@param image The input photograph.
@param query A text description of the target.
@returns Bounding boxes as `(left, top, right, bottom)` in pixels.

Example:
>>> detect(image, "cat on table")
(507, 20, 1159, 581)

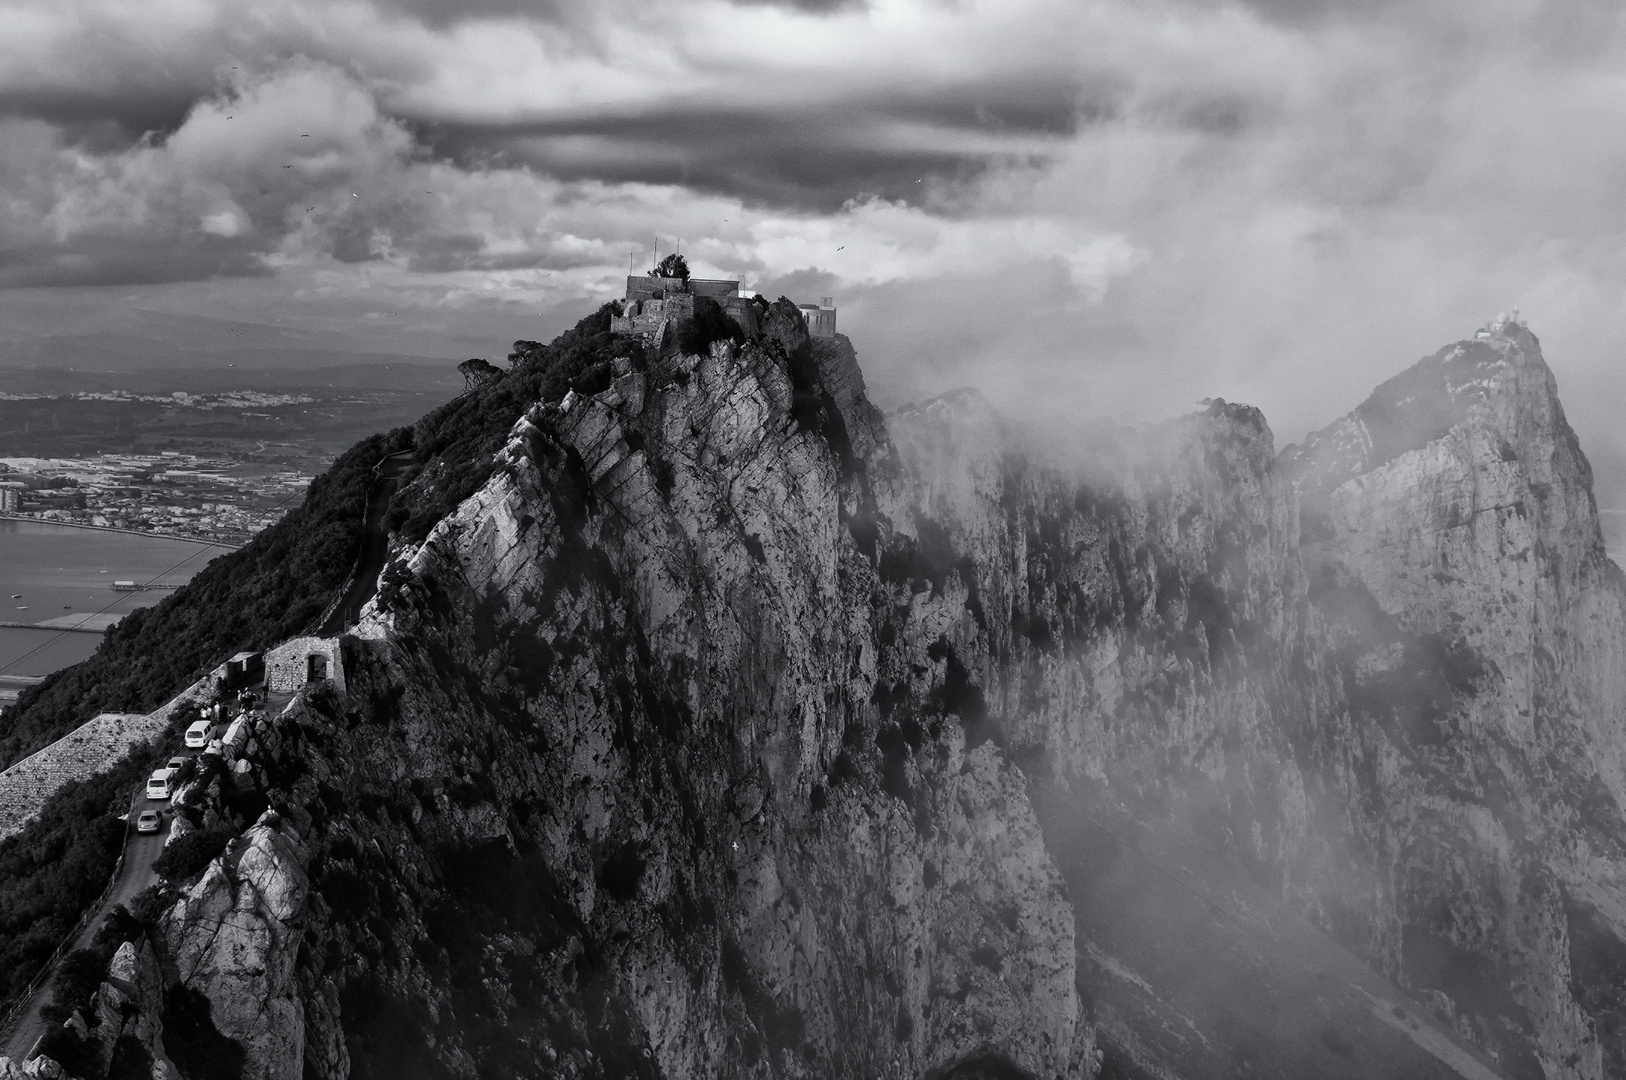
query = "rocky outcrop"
(139, 307, 1626, 1080)
(88, 938, 172, 1077)
(164, 812, 310, 1080)
(1280, 320, 1626, 1079)
(265, 309, 1098, 1079)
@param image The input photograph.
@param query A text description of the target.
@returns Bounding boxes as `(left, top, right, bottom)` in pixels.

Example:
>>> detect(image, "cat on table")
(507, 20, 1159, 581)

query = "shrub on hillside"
(0, 746, 162, 1015)
(383, 304, 643, 545)
(35, 1026, 99, 1077)
(675, 295, 745, 356)
(121, 885, 176, 933)
(108, 1035, 154, 1080)
(50, 947, 108, 1015)
(95, 902, 149, 953)
(154, 823, 236, 882)
(0, 428, 408, 771)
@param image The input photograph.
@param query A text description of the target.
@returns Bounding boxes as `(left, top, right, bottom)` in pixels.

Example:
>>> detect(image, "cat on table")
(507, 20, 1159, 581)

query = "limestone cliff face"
(144, 308, 1626, 1080)
(248, 316, 1096, 1080)
(1281, 321, 1626, 1079)
(165, 814, 311, 1080)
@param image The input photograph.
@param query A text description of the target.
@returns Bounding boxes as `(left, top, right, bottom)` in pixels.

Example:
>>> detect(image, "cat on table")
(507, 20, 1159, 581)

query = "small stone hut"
(265, 636, 346, 697)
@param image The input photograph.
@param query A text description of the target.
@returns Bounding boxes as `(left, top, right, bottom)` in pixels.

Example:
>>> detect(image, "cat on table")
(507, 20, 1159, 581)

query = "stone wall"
(0, 663, 223, 842)
(723, 295, 760, 337)
(612, 293, 764, 341)
(0, 713, 159, 841)
(264, 637, 345, 697)
(623, 275, 738, 303)
(610, 295, 688, 337)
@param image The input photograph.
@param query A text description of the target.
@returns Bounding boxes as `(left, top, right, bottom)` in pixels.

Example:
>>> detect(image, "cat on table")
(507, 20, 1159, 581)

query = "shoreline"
(0, 513, 241, 550)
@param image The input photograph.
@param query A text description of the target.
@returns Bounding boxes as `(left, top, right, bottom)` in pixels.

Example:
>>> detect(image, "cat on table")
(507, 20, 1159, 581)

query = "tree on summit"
(457, 358, 504, 392)
(651, 253, 690, 283)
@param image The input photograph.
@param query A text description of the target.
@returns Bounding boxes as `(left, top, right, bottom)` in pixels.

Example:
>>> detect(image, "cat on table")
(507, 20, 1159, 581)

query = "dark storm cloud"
(0, 87, 197, 150)
(0, 0, 1625, 523)
(367, 0, 568, 30)
(423, 112, 1025, 210)
(0, 236, 270, 289)
(1215, 0, 1398, 25)
(415, 78, 1093, 211)
(729, 0, 868, 11)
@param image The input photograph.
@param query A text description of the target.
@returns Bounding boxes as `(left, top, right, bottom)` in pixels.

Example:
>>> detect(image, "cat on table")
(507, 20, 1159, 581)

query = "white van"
(185, 719, 214, 748)
(146, 768, 174, 800)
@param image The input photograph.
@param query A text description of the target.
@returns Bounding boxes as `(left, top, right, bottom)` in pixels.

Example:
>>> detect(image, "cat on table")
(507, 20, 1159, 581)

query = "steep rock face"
(237, 317, 1094, 1080)
(87, 937, 172, 1077)
(299, 319, 1327, 1079)
(149, 307, 1626, 1080)
(165, 813, 311, 1080)
(1282, 321, 1626, 1079)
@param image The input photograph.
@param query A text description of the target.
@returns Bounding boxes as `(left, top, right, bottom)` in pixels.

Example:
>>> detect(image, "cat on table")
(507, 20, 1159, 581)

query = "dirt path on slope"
(319, 450, 412, 636)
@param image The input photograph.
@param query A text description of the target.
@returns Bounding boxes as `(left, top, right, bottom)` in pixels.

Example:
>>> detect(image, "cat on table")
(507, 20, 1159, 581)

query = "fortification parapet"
(609, 262, 828, 344)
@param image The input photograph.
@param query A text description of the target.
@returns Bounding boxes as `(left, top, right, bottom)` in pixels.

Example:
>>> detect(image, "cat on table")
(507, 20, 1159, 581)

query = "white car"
(146, 770, 173, 800)
(135, 810, 162, 834)
(185, 720, 214, 748)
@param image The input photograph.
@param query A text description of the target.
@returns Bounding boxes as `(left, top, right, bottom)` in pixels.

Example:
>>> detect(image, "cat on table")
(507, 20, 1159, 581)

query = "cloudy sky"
(3, 0, 1626, 517)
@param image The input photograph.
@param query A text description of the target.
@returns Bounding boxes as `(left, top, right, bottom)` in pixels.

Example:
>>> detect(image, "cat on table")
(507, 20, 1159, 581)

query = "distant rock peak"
(1281, 319, 1574, 518)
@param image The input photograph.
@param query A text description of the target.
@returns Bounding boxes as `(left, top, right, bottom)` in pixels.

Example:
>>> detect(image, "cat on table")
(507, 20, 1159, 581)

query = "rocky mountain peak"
(13, 310, 1626, 1080)
(1281, 320, 1601, 553)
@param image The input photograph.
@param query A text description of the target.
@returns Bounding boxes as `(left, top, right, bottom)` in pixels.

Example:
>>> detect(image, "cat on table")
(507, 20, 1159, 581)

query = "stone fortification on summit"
(611, 270, 836, 342)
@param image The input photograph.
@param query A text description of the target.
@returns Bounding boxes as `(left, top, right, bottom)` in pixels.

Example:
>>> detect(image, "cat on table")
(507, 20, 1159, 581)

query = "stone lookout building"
(611, 270, 836, 342)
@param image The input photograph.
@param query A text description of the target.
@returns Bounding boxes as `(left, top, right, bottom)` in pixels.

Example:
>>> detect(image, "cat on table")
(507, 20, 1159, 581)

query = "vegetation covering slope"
(0, 304, 646, 773)
(0, 302, 654, 1023)
(0, 435, 395, 772)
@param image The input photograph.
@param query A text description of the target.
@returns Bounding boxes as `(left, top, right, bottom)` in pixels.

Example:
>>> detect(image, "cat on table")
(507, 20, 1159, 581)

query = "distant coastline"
(0, 513, 240, 550)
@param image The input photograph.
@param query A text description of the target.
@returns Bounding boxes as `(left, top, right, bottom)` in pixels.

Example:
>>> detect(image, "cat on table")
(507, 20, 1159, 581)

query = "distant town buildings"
(0, 453, 310, 544)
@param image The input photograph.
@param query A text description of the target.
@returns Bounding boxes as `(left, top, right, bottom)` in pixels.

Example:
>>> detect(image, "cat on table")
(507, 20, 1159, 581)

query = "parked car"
(167, 755, 187, 772)
(135, 810, 162, 834)
(185, 719, 215, 748)
(146, 769, 174, 800)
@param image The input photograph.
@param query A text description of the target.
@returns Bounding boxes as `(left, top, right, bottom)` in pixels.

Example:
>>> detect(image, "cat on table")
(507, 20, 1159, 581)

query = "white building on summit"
(610, 254, 836, 344)
(1475, 308, 1525, 338)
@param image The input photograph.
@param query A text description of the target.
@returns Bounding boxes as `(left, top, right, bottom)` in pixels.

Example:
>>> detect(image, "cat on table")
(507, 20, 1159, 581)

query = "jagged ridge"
(18, 311, 1626, 1080)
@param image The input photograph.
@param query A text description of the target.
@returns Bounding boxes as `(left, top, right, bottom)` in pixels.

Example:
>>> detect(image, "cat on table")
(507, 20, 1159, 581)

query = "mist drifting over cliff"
(3, 299, 1620, 1080)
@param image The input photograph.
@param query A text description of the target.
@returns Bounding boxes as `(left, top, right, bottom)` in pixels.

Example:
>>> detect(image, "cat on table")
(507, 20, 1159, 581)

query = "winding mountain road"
(1, 452, 413, 1065)
(1, 786, 174, 1062)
